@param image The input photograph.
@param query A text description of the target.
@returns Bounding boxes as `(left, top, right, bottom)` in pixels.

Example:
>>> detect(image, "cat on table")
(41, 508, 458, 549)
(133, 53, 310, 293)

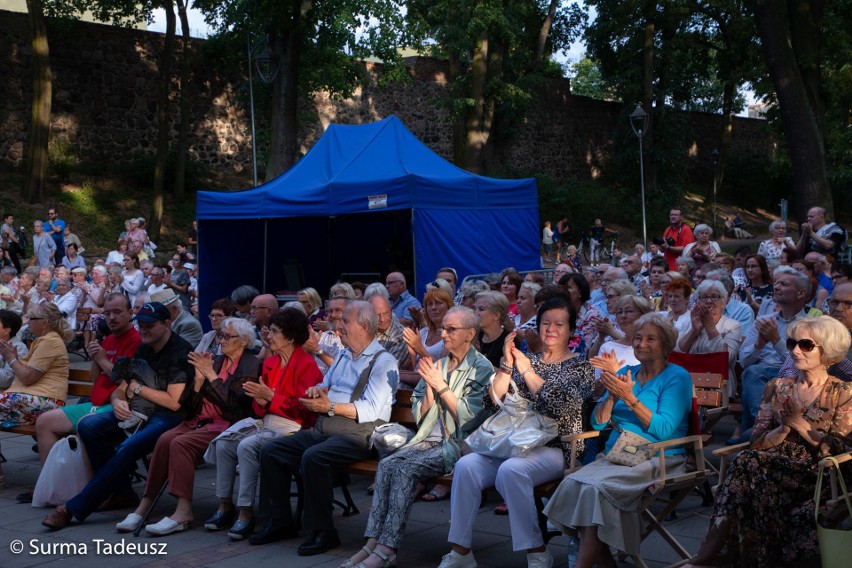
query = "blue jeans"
(66, 411, 182, 521)
(740, 362, 780, 436)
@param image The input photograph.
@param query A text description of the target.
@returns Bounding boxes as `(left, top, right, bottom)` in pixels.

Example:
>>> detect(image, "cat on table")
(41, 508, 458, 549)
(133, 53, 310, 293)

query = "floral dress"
(485, 354, 596, 465)
(711, 376, 852, 567)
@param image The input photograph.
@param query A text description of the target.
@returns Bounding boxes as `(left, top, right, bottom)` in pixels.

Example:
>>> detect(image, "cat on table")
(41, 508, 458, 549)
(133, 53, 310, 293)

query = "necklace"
(795, 379, 826, 408)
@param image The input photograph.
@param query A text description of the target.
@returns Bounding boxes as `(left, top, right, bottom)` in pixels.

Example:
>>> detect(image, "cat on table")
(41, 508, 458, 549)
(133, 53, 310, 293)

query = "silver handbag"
(605, 421, 654, 467)
(465, 377, 559, 459)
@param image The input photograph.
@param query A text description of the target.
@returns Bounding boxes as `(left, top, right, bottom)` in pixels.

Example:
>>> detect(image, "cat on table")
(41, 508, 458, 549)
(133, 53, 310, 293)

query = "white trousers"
(447, 446, 564, 551)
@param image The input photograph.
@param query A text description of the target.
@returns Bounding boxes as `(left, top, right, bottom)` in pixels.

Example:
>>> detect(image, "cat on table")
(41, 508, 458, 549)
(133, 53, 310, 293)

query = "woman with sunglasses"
(195, 298, 236, 355)
(116, 316, 261, 536)
(203, 308, 322, 540)
(685, 316, 852, 568)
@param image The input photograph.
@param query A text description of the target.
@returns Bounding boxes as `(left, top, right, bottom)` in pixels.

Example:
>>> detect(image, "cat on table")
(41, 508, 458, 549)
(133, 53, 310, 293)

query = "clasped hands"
(299, 385, 332, 413)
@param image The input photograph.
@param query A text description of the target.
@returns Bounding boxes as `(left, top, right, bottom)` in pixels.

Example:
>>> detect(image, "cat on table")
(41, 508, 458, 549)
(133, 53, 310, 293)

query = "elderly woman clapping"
(204, 308, 323, 540)
(758, 220, 795, 261)
(683, 224, 721, 270)
(676, 280, 742, 381)
(0, 303, 71, 483)
(439, 298, 596, 568)
(340, 306, 493, 568)
(685, 316, 852, 568)
(545, 314, 693, 566)
(116, 317, 261, 536)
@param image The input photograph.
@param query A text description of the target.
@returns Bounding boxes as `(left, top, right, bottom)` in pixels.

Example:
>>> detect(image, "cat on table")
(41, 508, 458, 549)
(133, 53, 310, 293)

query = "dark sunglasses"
(786, 338, 821, 353)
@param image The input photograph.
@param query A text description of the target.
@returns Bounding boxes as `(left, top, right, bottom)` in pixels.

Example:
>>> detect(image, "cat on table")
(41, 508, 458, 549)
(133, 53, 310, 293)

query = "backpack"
(14, 227, 27, 256)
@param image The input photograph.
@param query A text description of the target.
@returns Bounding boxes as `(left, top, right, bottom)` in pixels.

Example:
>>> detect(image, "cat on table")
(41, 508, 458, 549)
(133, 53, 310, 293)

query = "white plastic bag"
(32, 435, 92, 507)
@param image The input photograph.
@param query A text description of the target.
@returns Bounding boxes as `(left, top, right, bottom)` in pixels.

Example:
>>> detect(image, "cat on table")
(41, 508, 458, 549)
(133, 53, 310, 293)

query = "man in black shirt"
(42, 302, 193, 530)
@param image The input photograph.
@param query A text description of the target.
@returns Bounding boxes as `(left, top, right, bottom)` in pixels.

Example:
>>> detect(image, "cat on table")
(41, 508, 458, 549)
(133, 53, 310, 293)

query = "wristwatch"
(328, 402, 336, 416)
(317, 349, 325, 358)
(133, 384, 143, 396)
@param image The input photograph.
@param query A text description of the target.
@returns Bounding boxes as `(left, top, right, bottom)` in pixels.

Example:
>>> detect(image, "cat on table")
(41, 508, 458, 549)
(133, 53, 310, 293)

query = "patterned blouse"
(753, 376, 852, 456)
(485, 354, 596, 466)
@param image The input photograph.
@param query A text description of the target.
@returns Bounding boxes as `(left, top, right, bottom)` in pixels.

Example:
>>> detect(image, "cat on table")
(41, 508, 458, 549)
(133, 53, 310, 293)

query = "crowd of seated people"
(1, 205, 851, 568)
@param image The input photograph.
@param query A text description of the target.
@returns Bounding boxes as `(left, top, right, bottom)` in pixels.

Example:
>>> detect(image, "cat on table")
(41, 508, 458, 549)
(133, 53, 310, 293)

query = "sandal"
(340, 545, 374, 568)
(421, 487, 448, 502)
(494, 501, 509, 515)
(356, 549, 397, 568)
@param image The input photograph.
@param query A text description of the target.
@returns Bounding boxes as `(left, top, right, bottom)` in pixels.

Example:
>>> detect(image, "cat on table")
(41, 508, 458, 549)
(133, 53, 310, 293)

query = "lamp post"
(246, 34, 279, 187)
(711, 148, 720, 234)
(630, 105, 650, 249)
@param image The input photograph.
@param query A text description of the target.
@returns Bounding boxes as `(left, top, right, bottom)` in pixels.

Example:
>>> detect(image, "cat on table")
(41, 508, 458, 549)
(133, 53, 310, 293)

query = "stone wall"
(0, 10, 774, 186)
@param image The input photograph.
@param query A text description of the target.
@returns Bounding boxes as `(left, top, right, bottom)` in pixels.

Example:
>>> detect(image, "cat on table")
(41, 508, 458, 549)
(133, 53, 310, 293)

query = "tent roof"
(197, 115, 536, 219)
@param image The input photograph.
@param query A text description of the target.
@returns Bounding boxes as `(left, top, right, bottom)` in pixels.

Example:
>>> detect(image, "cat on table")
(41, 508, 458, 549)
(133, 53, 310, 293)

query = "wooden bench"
(1, 363, 94, 437)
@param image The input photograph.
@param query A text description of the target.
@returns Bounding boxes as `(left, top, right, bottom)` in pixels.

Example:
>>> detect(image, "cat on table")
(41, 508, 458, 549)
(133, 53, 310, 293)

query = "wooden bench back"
(691, 372, 726, 409)
(391, 388, 416, 428)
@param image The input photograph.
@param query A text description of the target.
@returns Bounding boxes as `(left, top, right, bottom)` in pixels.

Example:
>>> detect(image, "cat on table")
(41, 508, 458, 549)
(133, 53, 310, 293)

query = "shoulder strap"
(349, 349, 388, 402)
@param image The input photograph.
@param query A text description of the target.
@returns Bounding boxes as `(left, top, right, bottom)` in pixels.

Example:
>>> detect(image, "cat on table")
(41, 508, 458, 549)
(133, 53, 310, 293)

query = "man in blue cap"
(42, 302, 194, 530)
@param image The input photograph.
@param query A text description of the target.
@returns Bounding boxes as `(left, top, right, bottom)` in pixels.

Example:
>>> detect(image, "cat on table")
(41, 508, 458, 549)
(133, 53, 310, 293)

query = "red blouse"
(253, 346, 324, 428)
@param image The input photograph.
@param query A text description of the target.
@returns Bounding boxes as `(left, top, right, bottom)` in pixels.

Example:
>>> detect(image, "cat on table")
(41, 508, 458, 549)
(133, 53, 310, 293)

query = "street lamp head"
(630, 104, 649, 139)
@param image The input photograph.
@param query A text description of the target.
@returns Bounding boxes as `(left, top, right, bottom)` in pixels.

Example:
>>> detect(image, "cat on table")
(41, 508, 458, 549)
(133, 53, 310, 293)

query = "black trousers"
(258, 420, 376, 531)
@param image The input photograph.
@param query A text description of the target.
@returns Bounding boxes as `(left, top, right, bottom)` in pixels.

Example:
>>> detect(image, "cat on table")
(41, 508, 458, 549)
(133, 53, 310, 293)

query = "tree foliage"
(194, 0, 409, 180)
(405, 0, 586, 173)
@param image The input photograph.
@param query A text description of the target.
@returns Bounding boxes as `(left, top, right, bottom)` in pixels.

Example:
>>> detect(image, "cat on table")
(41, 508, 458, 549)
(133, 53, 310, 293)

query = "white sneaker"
(116, 513, 144, 533)
(527, 550, 553, 568)
(437, 550, 478, 568)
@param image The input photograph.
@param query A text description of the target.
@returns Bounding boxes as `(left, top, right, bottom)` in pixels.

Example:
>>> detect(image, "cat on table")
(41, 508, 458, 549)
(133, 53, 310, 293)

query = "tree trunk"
(462, 30, 489, 173)
(174, 0, 192, 201)
(23, 0, 51, 204)
(265, 0, 309, 181)
(716, 79, 734, 192)
(448, 52, 466, 166)
(753, 0, 831, 221)
(531, 0, 559, 72)
(788, 0, 824, 139)
(150, 0, 176, 242)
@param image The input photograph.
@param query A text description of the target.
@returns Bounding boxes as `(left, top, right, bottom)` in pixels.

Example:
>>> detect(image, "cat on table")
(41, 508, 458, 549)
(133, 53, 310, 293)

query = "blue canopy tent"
(196, 115, 540, 320)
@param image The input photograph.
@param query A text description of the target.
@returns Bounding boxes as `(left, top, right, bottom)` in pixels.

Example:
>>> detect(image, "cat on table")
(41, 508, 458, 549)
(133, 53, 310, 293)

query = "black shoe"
(204, 508, 237, 531)
(227, 518, 255, 541)
(248, 519, 298, 545)
(297, 529, 341, 556)
(16, 491, 34, 504)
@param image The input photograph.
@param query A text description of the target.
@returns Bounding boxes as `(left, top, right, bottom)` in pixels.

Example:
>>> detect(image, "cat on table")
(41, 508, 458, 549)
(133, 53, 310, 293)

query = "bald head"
(621, 255, 642, 277)
(250, 294, 278, 328)
(385, 271, 407, 300)
(368, 294, 393, 332)
(829, 282, 852, 330)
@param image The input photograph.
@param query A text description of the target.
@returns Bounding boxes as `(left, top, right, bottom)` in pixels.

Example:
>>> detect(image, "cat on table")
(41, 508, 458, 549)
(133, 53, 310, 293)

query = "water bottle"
(566, 536, 579, 568)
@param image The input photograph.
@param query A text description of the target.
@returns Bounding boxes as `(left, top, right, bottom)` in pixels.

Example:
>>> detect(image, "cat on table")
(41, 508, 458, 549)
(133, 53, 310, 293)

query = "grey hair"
(705, 270, 735, 295)
(769, 220, 786, 232)
(677, 256, 696, 270)
(220, 316, 257, 348)
(695, 279, 728, 299)
(27, 302, 74, 343)
(446, 305, 480, 334)
(282, 301, 307, 314)
(350, 300, 378, 336)
(1, 266, 17, 276)
(605, 267, 629, 281)
(297, 287, 322, 312)
(140, 259, 154, 269)
(474, 290, 509, 318)
(694, 224, 712, 236)
(633, 313, 679, 356)
(460, 280, 489, 298)
(520, 281, 542, 298)
(363, 282, 389, 300)
(91, 265, 108, 276)
(330, 282, 356, 300)
(774, 265, 811, 295)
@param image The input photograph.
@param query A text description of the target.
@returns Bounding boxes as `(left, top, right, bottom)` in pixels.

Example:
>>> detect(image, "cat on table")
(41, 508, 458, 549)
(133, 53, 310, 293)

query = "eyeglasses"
(208, 313, 225, 320)
(827, 298, 852, 311)
(697, 295, 723, 303)
(385, 280, 403, 286)
(614, 309, 638, 316)
(442, 326, 465, 335)
(786, 338, 821, 352)
(29, 317, 46, 321)
(217, 332, 237, 341)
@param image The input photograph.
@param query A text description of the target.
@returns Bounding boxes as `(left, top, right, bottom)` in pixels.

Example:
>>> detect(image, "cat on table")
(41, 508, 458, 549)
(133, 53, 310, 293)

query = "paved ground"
(0, 418, 737, 568)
